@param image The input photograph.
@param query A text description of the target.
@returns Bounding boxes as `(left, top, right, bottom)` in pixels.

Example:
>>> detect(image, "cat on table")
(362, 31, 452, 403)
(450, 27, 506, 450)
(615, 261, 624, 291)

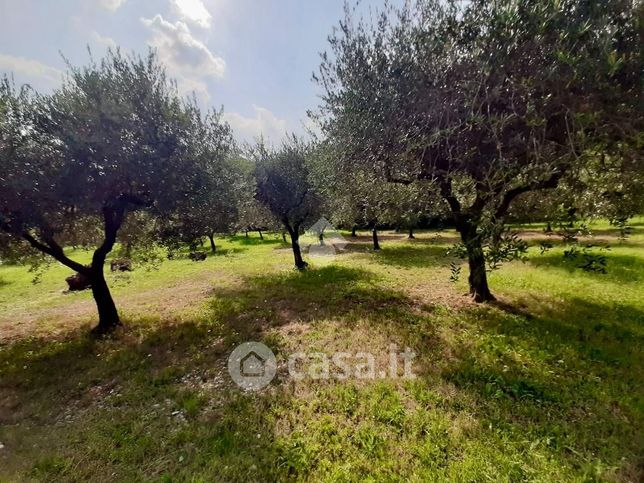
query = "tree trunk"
(90, 265, 120, 334)
(89, 203, 126, 333)
(466, 243, 493, 302)
(457, 221, 494, 302)
(245, 230, 249, 238)
(408, 227, 415, 239)
(208, 233, 216, 253)
(258, 230, 263, 240)
(351, 226, 357, 237)
(18, 201, 128, 335)
(282, 232, 287, 243)
(289, 230, 308, 270)
(372, 228, 381, 250)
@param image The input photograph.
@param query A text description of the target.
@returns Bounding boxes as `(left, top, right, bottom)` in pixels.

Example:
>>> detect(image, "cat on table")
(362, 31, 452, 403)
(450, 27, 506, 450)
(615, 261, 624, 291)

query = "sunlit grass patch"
(0, 224, 642, 481)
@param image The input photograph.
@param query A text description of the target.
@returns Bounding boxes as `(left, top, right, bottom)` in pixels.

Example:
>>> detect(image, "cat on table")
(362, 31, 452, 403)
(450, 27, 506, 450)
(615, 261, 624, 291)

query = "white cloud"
(90, 31, 117, 49)
(171, 0, 212, 28)
(224, 105, 288, 144)
(69, 16, 116, 51)
(0, 54, 62, 89)
(141, 14, 225, 79)
(99, 0, 126, 12)
(176, 77, 211, 104)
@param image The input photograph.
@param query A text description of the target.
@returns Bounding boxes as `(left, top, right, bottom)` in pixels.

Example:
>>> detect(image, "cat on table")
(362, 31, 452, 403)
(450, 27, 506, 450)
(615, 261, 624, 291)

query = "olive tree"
(0, 51, 226, 333)
(235, 198, 281, 239)
(158, 136, 243, 256)
(381, 182, 440, 239)
(253, 136, 321, 269)
(316, 0, 642, 301)
(308, 140, 390, 249)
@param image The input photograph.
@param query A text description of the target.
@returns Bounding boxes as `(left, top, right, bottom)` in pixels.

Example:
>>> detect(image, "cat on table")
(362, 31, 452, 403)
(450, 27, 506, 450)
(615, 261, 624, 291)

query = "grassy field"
(0, 220, 642, 482)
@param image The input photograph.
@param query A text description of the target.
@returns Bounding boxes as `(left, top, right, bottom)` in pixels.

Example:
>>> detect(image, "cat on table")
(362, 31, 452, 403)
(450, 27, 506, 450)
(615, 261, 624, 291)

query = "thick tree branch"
(282, 217, 294, 236)
(21, 231, 89, 275)
(495, 169, 566, 218)
(117, 193, 150, 208)
(439, 179, 462, 216)
(92, 204, 126, 269)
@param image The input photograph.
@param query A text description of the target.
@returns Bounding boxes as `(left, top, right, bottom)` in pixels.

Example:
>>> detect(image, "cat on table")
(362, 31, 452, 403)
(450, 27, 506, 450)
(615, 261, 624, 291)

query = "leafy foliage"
(315, 0, 642, 300)
(253, 136, 321, 268)
(0, 50, 229, 331)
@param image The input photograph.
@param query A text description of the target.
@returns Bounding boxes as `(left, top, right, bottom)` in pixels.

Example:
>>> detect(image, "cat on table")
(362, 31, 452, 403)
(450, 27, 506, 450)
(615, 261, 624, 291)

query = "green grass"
(0, 222, 642, 481)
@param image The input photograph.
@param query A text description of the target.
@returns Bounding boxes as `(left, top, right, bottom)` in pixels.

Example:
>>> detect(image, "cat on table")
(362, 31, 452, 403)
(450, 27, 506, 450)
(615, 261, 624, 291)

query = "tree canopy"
(0, 50, 231, 332)
(316, 0, 643, 300)
(253, 136, 321, 269)
(0, 1, 642, 334)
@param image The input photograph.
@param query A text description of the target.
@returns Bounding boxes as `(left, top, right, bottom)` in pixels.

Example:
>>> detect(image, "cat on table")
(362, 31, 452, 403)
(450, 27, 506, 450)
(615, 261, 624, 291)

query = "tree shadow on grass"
(587, 225, 643, 236)
(212, 247, 248, 257)
(406, 232, 461, 245)
(0, 266, 417, 400)
(527, 251, 644, 285)
(517, 232, 644, 250)
(0, 265, 423, 421)
(0, 264, 436, 480)
(205, 264, 435, 341)
(229, 234, 285, 246)
(2, 262, 642, 480)
(489, 295, 643, 366)
(437, 294, 643, 477)
(0, 316, 311, 480)
(201, 262, 642, 479)
(345, 234, 407, 242)
(167, 245, 248, 259)
(373, 244, 455, 269)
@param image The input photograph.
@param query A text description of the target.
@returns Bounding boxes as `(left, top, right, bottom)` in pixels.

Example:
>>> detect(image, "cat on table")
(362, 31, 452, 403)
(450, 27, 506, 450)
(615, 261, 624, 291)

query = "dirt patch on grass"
(0, 270, 228, 342)
(406, 282, 473, 309)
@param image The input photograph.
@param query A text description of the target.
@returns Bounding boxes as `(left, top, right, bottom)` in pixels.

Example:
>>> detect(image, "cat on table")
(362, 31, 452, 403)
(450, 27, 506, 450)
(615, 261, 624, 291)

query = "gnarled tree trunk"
(90, 265, 120, 333)
(88, 203, 126, 333)
(408, 227, 415, 239)
(288, 226, 307, 270)
(208, 233, 216, 253)
(372, 227, 381, 250)
(16, 196, 144, 334)
(456, 220, 494, 302)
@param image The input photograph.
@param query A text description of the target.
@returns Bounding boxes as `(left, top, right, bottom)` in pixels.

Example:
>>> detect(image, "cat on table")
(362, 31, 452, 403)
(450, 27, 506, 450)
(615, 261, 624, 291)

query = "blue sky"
(0, 0, 388, 144)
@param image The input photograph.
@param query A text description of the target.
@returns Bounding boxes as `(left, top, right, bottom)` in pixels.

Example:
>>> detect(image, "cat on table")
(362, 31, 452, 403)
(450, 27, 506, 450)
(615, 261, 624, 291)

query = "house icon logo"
(240, 350, 266, 377)
(228, 342, 277, 390)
